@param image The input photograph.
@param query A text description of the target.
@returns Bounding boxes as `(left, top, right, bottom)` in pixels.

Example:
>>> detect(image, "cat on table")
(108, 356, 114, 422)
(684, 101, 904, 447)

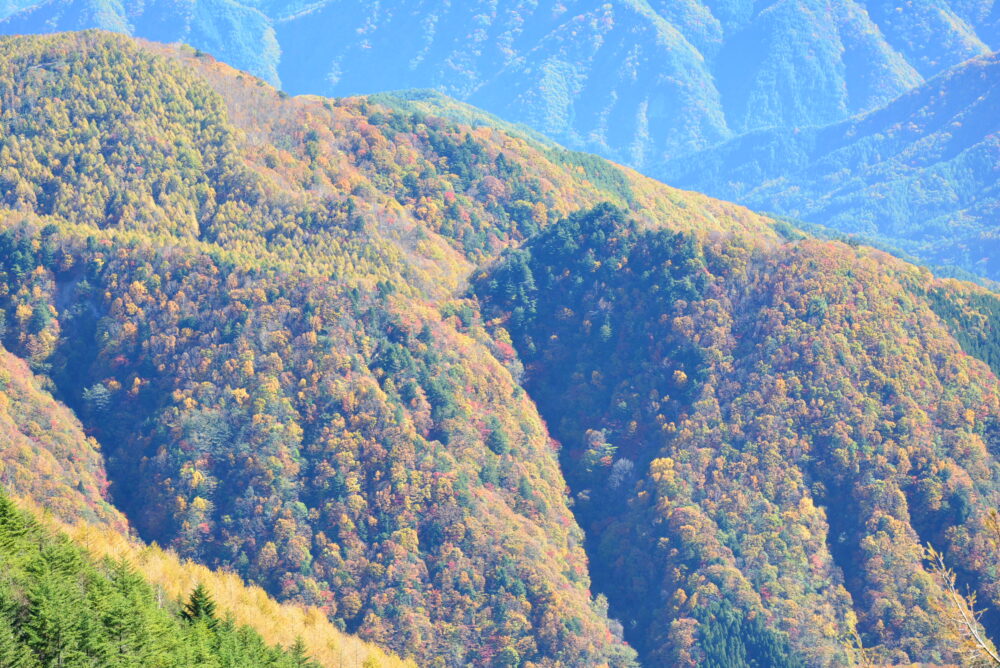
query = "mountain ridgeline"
(2, 0, 999, 280)
(0, 29, 999, 667)
(6, 0, 995, 164)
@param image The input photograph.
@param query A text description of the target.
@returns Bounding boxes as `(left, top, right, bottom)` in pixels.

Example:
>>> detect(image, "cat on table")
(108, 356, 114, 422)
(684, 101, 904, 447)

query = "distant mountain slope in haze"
(0, 0, 37, 19)
(275, 0, 733, 167)
(661, 52, 1000, 279)
(0, 0, 280, 84)
(271, 0, 934, 162)
(269, 0, 997, 160)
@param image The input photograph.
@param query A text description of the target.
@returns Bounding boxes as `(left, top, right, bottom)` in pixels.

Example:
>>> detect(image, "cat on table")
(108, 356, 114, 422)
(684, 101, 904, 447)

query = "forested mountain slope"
(475, 204, 1000, 665)
(0, 224, 412, 667)
(2, 28, 1000, 667)
(0, 29, 749, 666)
(0, 343, 125, 529)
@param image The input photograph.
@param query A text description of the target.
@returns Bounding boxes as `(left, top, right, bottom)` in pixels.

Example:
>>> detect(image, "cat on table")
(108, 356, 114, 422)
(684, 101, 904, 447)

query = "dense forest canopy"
(475, 204, 1000, 665)
(0, 31, 666, 667)
(0, 28, 999, 667)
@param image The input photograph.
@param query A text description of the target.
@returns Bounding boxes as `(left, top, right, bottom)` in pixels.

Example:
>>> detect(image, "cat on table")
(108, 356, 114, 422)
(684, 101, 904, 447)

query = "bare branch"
(926, 545, 1000, 666)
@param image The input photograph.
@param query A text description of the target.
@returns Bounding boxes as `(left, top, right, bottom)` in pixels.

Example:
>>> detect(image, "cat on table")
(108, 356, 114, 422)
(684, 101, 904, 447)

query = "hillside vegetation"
(0, 241, 409, 666)
(0, 491, 336, 667)
(0, 30, 693, 666)
(0, 345, 125, 529)
(0, 28, 999, 667)
(13, 497, 414, 667)
(475, 203, 1000, 665)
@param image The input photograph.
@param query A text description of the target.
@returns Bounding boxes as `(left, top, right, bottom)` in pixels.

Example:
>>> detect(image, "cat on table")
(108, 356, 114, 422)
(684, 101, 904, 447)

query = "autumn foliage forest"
(0, 29, 999, 667)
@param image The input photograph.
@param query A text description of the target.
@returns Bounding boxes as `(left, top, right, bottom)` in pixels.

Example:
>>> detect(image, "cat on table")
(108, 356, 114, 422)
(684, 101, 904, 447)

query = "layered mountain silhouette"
(661, 50, 1000, 280)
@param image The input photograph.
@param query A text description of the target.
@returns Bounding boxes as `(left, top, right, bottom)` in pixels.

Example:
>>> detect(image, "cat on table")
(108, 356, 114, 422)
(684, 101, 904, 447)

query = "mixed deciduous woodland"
(0, 29, 998, 667)
(475, 204, 1000, 665)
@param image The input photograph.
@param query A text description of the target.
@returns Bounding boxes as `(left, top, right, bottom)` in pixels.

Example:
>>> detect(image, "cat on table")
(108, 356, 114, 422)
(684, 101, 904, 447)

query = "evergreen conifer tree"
(181, 584, 218, 630)
(91, 559, 166, 664)
(0, 615, 36, 668)
(22, 564, 85, 667)
(289, 635, 318, 667)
